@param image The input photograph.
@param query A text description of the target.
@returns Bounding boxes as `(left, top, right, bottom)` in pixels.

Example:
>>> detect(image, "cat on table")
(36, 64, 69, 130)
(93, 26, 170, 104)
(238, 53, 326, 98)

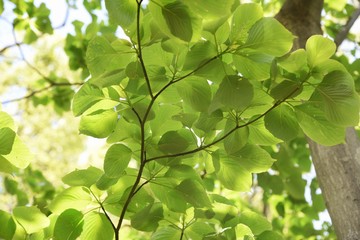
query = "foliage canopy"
(0, 0, 359, 239)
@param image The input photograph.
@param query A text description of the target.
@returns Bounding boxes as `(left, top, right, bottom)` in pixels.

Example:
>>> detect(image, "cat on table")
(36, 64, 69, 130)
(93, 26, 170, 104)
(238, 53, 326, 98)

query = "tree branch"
(334, 4, 360, 47)
(146, 79, 307, 163)
(1, 82, 83, 105)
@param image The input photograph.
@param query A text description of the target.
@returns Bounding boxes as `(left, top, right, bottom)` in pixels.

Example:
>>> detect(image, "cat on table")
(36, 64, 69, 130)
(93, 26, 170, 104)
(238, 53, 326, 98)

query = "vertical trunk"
(276, 1, 360, 239)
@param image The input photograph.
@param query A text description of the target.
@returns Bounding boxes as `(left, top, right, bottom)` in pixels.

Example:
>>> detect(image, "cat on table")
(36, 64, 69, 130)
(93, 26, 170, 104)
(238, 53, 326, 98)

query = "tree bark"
(276, 1, 360, 239)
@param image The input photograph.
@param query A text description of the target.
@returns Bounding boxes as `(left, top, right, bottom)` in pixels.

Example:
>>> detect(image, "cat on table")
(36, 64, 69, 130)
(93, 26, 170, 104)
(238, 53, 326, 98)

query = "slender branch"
(136, 0, 154, 99)
(334, 4, 360, 47)
(146, 81, 306, 163)
(90, 189, 117, 232)
(115, 162, 146, 239)
(1, 82, 83, 104)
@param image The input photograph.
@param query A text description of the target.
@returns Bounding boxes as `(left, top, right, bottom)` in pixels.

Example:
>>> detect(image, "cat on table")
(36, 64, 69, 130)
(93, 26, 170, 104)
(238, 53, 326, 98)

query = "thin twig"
(145, 80, 307, 163)
(334, 4, 360, 47)
(135, 0, 153, 99)
(1, 82, 83, 104)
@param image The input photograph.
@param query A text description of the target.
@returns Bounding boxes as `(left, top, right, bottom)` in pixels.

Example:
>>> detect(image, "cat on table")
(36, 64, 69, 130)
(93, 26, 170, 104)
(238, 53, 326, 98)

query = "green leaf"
(194, 110, 223, 133)
(0, 210, 16, 240)
(96, 174, 119, 190)
(150, 178, 187, 212)
(79, 110, 118, 138)
(13, 206, 50, 234)
(295, 104, 346, 145)
(72, 83, 119, 117)
(151, 227, 181, 240)
(176, 76, 212, 112)
(186, 221, 216, 239)
(230, 3, 263, 43)
(235, 224, 254, 238)
(278, 49, 308, 73)
(175, 179, 212, 208)
(86, 36, 136, 77)
(233, 53, 271, 81)
(312, 71, 359, 126)
(49, 187, 92, 214)
(131, 202, 164, 232)
(233, 144, 275, 173)
(257, 231, 284, 240)
(306, 35, 336, 67)
(104, 144, 132, 178)
(158, 130, 190, 154)
(264, 104, 300, 141)
(284, 174, 306, 200)
(105, 0, 137, 28)
(238, 210, 272, 235)
(242, 18, 293, 57)
(248, 118, 282, 146)
(216, 153, 252, 191)
(0, 127, 16, 155)
(53, 209, 84, 240)
(183, 0, 234, 18)
(149, 0, 201, 42)
(212, 76, 254, 111)
(2, 136, 33, 169)
(0, 111, 15, 130)
(62, 166, 103, 187)
(162, 1, 193, 41)
(183, 41, 217, 70)
(0, 0, 3, 15)
(270, 80, 302, 100)
(223, 120, 249, 154)
(80, 212, 114, 240)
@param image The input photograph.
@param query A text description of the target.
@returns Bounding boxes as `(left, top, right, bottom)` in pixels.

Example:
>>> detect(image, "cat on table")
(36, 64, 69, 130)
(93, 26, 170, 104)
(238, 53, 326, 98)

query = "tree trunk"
(276, 1, 360, 239)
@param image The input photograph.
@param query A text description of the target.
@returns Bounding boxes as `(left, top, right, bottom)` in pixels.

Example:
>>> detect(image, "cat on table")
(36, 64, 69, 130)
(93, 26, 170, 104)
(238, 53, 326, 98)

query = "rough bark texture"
(276, 1, 360, 239)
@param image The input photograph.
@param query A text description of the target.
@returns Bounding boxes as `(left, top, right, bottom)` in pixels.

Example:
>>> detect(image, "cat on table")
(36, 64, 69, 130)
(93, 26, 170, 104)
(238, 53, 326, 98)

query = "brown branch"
(1, 82, 83, 105)
(334, 4, 360, 47)
(145, 79, 308, 163)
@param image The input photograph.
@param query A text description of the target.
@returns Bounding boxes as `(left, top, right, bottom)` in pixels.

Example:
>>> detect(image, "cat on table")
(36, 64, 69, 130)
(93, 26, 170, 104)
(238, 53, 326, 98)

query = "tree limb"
(1, 82, 83, 105)
(334, 4, 360, 47)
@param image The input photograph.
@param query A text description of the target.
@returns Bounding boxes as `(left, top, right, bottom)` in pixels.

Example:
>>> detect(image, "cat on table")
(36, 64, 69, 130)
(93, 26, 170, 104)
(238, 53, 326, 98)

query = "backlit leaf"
(158, 130, 189, 154)
(212, 76, 253, 111)
(216, 153, 252, 191)
(151, 227, 181, 240)
(131, 202, 164, 232)
(183, 41, 217, 70)
(79, 110, 118, 138)
(238, 210, 272, 235)
(312, 71, 359, 126)
(295, 104, 346, 145)
(306, 35, 336, 67)
(175, 179, 212, 208)
(53, 209, 84, 240)
(176, 77, 212, 112)
(230, 3, 263, 43)
(62, 166, 103, 187)
(264, 104, 300, 141)
(0, 210, 16, 240)
(49, 187, 92, 214)
(80, 212, 114, 240)
(0, 127, 16, 155)
(242, 18, 293, 57)
(104, 144, 132, 178)
(105, 0, 137, 28)
(13, 206, 50, 234)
